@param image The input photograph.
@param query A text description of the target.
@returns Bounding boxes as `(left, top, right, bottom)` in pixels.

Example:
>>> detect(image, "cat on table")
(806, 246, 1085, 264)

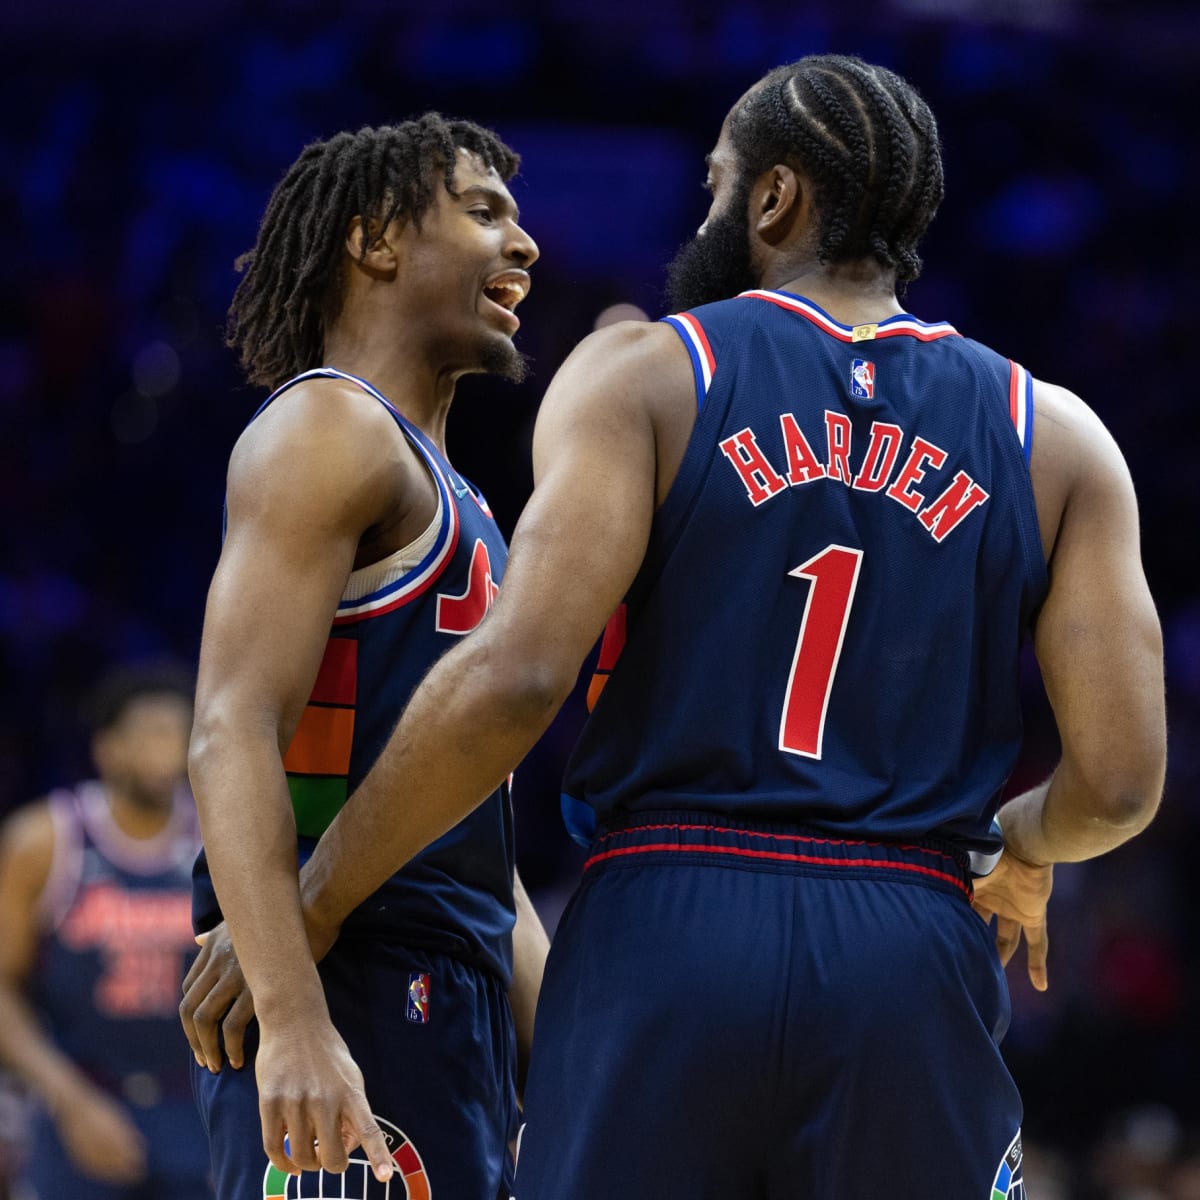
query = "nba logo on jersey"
(850, 358, 876, 399)
(406, 972, 430, 1023)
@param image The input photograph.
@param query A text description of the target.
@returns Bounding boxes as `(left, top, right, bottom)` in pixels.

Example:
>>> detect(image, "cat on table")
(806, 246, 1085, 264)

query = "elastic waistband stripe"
(593, 821, 959, 863)
(583, 841, 970, 896)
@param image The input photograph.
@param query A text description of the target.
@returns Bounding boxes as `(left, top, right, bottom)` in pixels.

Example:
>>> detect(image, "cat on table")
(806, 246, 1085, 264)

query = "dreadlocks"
(226, 115, 520, 391)
(729, 55, 944, 283)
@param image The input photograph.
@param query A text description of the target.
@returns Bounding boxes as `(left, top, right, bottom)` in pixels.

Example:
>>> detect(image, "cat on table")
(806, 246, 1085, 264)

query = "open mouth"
(482, 273, 529, 328)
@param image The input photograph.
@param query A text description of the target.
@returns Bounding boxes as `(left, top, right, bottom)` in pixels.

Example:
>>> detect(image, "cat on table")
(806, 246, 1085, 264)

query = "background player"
(233, 55, 1167, 1197)
(182, 115, 548, 1197)
(0, 662, 209, 1200)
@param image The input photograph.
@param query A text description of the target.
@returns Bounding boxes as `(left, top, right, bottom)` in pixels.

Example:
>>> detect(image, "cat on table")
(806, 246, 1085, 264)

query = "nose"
(507, 221, 539, 269)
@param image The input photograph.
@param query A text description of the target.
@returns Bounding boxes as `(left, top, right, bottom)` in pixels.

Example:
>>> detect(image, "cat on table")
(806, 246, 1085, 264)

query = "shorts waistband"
(585, 810, 973, 900)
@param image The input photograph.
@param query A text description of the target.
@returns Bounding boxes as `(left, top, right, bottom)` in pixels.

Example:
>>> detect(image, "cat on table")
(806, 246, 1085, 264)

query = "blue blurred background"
(1, 1, 1198, 1194)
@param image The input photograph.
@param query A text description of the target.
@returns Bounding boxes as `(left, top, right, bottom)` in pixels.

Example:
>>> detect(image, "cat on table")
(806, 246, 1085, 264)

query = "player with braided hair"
(233, 59, 1163, 1197)
(178, 115, 549, 1198)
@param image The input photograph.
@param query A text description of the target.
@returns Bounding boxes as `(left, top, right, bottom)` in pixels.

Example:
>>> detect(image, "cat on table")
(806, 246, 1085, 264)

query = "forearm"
(999, 759, 1159, 867)
(301, 634, 566, 930)
(0, 980, 96, 1110)
(509, 872, 549, 1100)
(190, 729, 327, 1024)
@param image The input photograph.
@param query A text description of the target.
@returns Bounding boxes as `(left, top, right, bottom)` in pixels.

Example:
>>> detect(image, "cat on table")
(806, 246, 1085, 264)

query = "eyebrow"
(460, 184, 520, 224)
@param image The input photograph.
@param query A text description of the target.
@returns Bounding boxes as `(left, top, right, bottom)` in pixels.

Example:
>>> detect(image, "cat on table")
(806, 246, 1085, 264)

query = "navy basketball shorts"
(514, 811, 1025, 1200)
(193, 938, 518, 1200)
(23, 1096, 212, 1200)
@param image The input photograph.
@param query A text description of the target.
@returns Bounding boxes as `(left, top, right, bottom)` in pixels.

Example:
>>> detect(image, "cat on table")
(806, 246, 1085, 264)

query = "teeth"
(484, 279, 527, 310)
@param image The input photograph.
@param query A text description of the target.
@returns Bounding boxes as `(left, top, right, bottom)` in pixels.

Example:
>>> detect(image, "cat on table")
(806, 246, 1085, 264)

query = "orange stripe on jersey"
(309, 638, 357, 706)
(283, 705, 355, 776)
(587, 604, 628, 712)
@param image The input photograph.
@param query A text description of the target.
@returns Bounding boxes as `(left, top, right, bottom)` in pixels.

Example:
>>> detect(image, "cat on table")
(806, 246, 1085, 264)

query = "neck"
(765, 259, 904, 327)
(323, 310, 463, 455)
(105, 785, 175, 840)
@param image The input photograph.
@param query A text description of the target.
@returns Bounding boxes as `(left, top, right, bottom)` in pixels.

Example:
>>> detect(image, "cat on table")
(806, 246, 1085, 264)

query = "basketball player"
(198, 60, 1165, 1195)
(182, 115, 548, 1199)
(0, 663, 209, 1199)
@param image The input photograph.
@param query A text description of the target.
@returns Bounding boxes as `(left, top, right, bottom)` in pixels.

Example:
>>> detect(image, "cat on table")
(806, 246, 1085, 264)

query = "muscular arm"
(299, 322, 696, 930)
(1000, 382, 1165, 864)
(188, 380, 411, 1179)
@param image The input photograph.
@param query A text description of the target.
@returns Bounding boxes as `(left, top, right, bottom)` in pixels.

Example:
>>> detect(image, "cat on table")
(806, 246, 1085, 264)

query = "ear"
(753, 164, 804, 244)
(344, 215, 400, 277)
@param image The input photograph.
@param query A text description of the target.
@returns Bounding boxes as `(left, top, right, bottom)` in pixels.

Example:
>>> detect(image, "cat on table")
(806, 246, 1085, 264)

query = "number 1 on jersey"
(779, 545, 864, 759)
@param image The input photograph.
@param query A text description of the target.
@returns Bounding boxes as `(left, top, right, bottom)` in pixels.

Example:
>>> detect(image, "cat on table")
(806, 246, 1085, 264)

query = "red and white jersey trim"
(739, 290, 960, 342)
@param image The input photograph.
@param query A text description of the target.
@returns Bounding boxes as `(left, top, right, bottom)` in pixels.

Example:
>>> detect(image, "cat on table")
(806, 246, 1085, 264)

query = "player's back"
(563, 289, 1047, 856)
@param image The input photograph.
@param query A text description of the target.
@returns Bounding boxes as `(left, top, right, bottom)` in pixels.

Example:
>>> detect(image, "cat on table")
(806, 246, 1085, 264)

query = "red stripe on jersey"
(677, 312, 716, 375)
(583, 841, 971, 896)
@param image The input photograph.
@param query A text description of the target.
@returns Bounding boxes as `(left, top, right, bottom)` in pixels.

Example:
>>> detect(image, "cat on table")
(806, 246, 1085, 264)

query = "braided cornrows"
(226, 115, 520, 390)
(730, 55, 943, 283)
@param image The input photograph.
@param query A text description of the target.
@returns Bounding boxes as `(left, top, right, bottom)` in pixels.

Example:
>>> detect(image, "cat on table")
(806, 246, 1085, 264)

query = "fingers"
(344, 1101, 395, 1184)
(1024, 918, 1050, 992)
(260, 1102, 301, 1178)
(260, 1102, 394, 1182)
(994, 916, 1022, 967)
(180, 931, 253, 1073)
(222, 990, 256, 1070)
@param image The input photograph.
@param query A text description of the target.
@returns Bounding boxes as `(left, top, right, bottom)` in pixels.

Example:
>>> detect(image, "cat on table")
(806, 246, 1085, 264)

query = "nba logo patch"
(850, 358, 876, 399)
(406, 972, 430, 1024)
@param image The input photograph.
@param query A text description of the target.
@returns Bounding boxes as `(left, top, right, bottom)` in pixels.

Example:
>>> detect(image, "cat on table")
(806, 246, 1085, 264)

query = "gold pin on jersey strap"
(852, 323, 878, 342)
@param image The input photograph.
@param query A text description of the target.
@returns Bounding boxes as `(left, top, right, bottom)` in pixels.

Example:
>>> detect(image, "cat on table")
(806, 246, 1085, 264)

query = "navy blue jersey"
(192, 368, 516, 984)
(562, 290, 1047, 857)
(34, 781, 200, 1098)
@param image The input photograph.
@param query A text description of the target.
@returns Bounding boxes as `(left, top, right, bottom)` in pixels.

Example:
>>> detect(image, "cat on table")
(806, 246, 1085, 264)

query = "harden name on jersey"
(719, 408, 990, 544)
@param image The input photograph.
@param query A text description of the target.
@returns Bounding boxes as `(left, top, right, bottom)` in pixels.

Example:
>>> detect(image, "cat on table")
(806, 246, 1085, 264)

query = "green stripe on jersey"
(288, 775, 347, 838)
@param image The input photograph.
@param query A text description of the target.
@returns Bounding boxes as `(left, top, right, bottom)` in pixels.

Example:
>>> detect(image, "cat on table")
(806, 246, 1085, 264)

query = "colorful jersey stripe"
(1007, 361, 1034, 467)
(739, 289, 960, 343)
(661, 312, 716, 407)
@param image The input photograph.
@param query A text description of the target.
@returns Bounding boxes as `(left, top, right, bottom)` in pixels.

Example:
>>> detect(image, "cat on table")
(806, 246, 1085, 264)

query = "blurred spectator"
(0, 663, 210, 1199)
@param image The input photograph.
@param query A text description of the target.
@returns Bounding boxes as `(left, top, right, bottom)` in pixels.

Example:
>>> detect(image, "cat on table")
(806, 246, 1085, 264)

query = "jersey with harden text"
(562, 290, 1047, 858)
(191, 368, 516, 984)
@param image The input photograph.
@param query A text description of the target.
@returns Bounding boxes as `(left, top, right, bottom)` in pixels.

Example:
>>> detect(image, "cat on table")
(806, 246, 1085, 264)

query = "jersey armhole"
(1007, 360, 1035, 468)
(660, 314, 716, 412)
(38, 792, 83, 931)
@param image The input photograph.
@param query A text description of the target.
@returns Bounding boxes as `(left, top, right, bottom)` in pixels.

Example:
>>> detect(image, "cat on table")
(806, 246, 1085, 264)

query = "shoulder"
(230, 376, 403, 478)
(541, 320, 695, 418)
(0, 800, 56, 902)
(226, 376, 420, 530)
(1032, 378, 1128, 482)
(1029, 377, 1138, 559)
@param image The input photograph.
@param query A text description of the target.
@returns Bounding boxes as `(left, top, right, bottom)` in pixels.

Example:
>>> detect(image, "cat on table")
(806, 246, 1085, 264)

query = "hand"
(180, 923, 256, 1072)
(181, 912, 343, 1073)
(53, 1084, 148, 1184)
(255, 1017, 394, 1183)
(972, 850, 1054, 991)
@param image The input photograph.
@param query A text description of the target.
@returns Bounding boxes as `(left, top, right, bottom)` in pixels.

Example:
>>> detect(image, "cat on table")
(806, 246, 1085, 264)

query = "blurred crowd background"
(0, 1, 1197, 1195)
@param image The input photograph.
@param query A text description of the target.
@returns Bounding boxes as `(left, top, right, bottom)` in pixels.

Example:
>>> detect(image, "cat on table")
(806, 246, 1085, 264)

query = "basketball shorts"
(193, 938, 517, 1200)
(514, 811, 1025, 1200)
(23, 1095, 211, 1200)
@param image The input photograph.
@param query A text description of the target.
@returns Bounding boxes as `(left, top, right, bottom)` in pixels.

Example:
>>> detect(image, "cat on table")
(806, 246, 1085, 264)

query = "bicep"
(194, 401, 393, 743)
(1033, 418, 1165, 796)
(487, 335, 663, 679)
(195, 515, 359, 744)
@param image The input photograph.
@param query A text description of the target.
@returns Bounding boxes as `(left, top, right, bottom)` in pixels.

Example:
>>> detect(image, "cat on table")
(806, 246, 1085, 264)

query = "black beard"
(665, 187, 758, 312)
(479, 337, 530, 384)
